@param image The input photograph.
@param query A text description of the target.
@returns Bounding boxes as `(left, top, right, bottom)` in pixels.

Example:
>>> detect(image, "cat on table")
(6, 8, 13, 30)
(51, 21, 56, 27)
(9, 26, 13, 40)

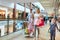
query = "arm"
(48, 27, 50, 33)
(56, 25, 60, 32)
(48, 24, 52, 32)
(56, 24, 59, 30)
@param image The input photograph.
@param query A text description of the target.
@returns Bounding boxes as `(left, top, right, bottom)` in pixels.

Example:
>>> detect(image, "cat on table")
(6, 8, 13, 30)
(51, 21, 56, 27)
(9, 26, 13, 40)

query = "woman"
(34, 8, 44, 37)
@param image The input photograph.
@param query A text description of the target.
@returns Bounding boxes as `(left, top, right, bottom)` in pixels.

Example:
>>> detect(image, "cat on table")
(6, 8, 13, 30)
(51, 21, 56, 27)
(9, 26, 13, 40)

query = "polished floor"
(9, 24, 60, 40)
(0, 23, 60, 40)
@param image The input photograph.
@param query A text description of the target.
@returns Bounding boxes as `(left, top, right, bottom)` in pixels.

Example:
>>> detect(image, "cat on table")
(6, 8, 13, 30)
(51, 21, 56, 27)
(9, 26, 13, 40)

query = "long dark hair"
(37, 8, 40, 13)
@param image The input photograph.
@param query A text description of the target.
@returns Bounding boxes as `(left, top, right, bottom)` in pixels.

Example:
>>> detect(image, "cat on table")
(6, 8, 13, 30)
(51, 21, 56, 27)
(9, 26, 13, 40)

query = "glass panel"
(0, 9, 7, 36)
(0, 4, 28, 37)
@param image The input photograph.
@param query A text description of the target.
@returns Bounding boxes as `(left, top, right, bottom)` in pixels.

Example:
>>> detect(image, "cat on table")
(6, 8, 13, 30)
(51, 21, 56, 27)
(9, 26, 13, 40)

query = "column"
(5, 8, 8, 18)
(13, 3, 16, 32)
(23, 3, 26, 29)
(23, 3, 26, 19)
(30, 3, 32, 13)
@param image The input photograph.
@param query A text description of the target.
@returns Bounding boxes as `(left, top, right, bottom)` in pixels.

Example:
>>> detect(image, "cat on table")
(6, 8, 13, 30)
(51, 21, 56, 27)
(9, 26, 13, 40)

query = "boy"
(48, 18, 59, 40)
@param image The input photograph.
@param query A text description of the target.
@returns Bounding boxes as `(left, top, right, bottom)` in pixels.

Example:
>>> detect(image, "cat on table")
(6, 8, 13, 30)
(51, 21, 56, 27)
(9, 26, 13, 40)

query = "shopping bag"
(37, 19, 44, 27)
(25, 28, 29, 34)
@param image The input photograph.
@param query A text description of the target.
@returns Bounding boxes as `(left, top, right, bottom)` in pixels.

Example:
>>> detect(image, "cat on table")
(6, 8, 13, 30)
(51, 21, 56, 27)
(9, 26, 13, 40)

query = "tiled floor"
(0, 24, 60, 40)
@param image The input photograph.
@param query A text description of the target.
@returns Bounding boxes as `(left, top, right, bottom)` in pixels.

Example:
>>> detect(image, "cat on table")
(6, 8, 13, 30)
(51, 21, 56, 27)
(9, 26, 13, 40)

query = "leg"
(50, 34, 52, 40)
(34, 25, 36, 37)
(50, 32, 53, 40)
(37, 28, 40, 38)
(37, 28, 40, 36)
(53, 36, 55, 40)
(53, 32, 55, 40)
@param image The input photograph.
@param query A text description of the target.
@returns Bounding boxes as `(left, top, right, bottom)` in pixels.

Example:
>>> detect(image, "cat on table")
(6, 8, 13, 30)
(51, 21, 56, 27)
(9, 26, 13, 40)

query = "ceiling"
(0, 0, 60, 14)
(0, 0, 54, 9)
(17, 0, 56, 14)
(38, 0, 54, 13)
(0, 0, 38, 3)
(39, 0, 54, 8)
(0, 0, 39, 10)
(39, 0, 60, 14)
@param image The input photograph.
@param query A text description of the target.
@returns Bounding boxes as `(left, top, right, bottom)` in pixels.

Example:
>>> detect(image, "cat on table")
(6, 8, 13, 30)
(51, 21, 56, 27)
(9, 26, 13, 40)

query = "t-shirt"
(34, 13, 40, 19)
(27, 13, 32, 21)
(50, 23, 58, 31)
(34, 13, 40, 25)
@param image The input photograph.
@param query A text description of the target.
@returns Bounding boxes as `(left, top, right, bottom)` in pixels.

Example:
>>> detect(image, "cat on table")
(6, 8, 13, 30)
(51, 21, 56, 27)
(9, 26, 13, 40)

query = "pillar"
(23, 3, 26, 19)
(13, 3, 16, 32)
(7, 14, 9, 35)
(30, 2, 33, 19)
(5, 9, 8, 18)
(30, 3, 32, 13)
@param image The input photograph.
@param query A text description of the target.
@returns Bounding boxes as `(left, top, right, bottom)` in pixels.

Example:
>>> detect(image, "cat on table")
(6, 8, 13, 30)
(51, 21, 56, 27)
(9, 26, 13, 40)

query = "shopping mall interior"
(0, 0, 60, 40)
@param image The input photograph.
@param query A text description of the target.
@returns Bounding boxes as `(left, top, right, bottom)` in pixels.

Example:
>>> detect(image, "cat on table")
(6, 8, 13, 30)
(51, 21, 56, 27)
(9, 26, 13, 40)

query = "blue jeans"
(50, 30, 56, 40)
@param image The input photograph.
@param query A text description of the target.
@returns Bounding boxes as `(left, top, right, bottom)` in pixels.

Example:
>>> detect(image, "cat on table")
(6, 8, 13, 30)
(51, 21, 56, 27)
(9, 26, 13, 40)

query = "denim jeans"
(50, 30, 55, 40)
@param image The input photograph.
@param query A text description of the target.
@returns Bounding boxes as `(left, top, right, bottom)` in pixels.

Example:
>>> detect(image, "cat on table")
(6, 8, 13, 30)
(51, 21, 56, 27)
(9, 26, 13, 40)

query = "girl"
(28, 14, 34, 37)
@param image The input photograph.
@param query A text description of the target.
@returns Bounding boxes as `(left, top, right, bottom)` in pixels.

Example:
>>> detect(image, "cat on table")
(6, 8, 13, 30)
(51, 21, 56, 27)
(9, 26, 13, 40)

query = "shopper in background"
(45, 15, 48, 24)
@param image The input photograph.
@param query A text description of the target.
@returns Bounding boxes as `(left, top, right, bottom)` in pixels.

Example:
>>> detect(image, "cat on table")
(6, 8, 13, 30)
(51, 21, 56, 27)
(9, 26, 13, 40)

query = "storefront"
(0, 7, 8, 19)
(0, 6, 24, 36)
(0, 6, 21, 19)
(0, 3, 30, 37)
(0, 10, 5, 19)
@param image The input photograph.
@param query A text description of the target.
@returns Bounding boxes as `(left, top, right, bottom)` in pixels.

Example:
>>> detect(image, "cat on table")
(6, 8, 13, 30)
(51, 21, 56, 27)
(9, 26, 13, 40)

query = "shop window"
(0, 10, 6, 19)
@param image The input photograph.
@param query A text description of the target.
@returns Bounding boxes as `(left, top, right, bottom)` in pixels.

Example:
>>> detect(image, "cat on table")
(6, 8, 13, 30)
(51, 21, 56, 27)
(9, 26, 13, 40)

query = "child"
(48, 18, 59, 40)
(28, 15, 34, 37)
